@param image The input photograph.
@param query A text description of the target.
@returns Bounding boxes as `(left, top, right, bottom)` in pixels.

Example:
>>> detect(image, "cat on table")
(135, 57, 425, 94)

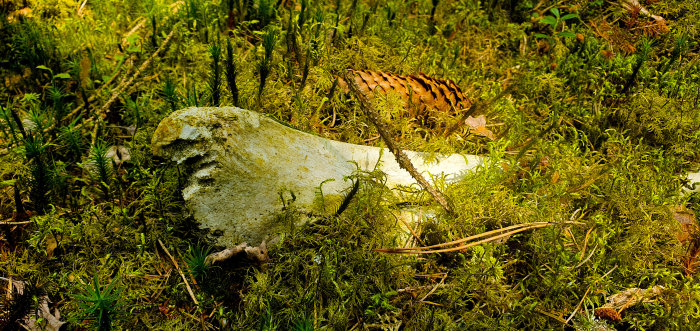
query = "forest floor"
(2, 0, 700, 329)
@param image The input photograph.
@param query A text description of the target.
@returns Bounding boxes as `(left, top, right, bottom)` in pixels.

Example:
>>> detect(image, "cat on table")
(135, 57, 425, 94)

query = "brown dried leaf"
(464, 115, 496, 140)
(594, 307, 622, 322)
(672, 205, 698, 244)
(7, 7, 33, 23)
(22, 296, 66, 331)
(106, 145, 131, 166)
(594, 285, 665, 322)
(605, 286, 664, 310)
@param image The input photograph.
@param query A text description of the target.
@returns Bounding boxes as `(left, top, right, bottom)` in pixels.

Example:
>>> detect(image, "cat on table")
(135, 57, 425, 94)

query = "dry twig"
(0, 220, 32, 225)
(344, 70, 454, 214)
(157, 239, 199, 306)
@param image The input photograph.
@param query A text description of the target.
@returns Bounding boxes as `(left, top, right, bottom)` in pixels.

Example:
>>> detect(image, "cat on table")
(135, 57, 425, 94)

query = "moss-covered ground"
(2, 0, 700, 329)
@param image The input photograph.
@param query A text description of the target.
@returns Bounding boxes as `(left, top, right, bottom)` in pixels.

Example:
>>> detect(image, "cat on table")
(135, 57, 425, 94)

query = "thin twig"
(575, 243, 598, 268)
(158, 239, 199, 306)
(121, 17, 147, 47)
(0, 220, 33, 225)
(535, 307, 573, 327)
(566, 286, 591, 324)
(392, 212, 425, 247)
(397, 283, 452, 293)
(420, 272, 448, 302)
(344, 70, 453, 214)
(578, 226, 595, 259)
(385, 224, 551, 254)
(600, 265, 618, 279)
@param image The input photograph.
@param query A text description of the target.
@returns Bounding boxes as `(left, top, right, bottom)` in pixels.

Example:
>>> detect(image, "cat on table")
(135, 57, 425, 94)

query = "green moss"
(3, 0, 700, 329)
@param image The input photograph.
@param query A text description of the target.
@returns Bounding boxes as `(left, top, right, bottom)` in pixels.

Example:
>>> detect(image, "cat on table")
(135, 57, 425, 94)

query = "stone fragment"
(152, 107, 484, 246)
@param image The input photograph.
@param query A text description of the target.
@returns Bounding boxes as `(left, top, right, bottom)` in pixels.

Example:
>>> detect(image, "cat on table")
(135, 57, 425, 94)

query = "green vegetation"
(1, 0, 700, 329)
(72, 275, 124, 330)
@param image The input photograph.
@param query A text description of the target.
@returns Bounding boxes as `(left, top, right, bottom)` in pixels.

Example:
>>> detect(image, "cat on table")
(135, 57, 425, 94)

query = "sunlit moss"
(2, 0, 700, 329)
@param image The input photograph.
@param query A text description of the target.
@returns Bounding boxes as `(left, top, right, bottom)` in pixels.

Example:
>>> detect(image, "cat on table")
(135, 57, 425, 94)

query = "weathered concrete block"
(152, 107, 484, 246)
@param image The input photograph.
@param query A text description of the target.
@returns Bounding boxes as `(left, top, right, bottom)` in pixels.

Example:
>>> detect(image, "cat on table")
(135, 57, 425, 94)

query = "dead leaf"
(551, 171, 560, 184)
(8, 8, 33, 23)
(672, 205, 697, 243)
(464, 115, 496, 140)
(22, 296, 66, 331)
(594, 285, 665, 322)
(106, 145, 131, 166)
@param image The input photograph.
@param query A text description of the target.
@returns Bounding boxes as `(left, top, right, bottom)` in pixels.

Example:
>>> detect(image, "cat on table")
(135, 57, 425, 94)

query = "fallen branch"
(344, 70, 454, 215)
(91, 26, 178, 145)
(157, 239, 198, 306)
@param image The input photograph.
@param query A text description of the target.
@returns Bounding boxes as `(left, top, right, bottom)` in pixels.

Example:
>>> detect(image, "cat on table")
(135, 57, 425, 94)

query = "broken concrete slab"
(152, 107, 485, 246)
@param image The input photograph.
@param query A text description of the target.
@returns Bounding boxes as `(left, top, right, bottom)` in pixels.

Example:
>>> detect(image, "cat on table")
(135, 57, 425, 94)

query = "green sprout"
(72, 275, 123, 331)
(185, 243, 212, 281)
(534, 8, 578, 39)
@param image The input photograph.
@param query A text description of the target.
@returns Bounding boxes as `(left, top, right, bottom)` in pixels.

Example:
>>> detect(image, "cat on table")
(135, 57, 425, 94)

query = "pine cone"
(339, 70, 472, 128)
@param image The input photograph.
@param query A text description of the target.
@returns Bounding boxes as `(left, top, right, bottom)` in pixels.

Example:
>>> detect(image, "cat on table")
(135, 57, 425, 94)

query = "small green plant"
(183, 82, 201, 107)
(47, 85, 67, 123)
(185, 0, 202, 32)
(534, 8, 578, 39)
(364, 290, 397, 317)
(124, 96, 143, 128)
(25, 107, 50, 134)
(298, 0, 309, 30)
(257, 0, 274, 30)
(161, 77, 179, 112)
(36, 65, 72, 124)
(184, 243, 211, 281)
(257, 27, 277, 104)
(72, 275, 123, 331)
(208, 42, 222, 106)
(0, 102, 20, 147)
(258, 307, 276, 331)
(299, 47, 311, 92)
(59, 117, 84, 161)
(621, 37, 653, 95)
(6, 20, 59, 69)
(150, 15, 158, 48)
(225, 38, 239, 106)
(23, 134, 52, 214)
(87, 141, 112, 198)
(660, 33, 688, 74)
(292, 317, 314, 331)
